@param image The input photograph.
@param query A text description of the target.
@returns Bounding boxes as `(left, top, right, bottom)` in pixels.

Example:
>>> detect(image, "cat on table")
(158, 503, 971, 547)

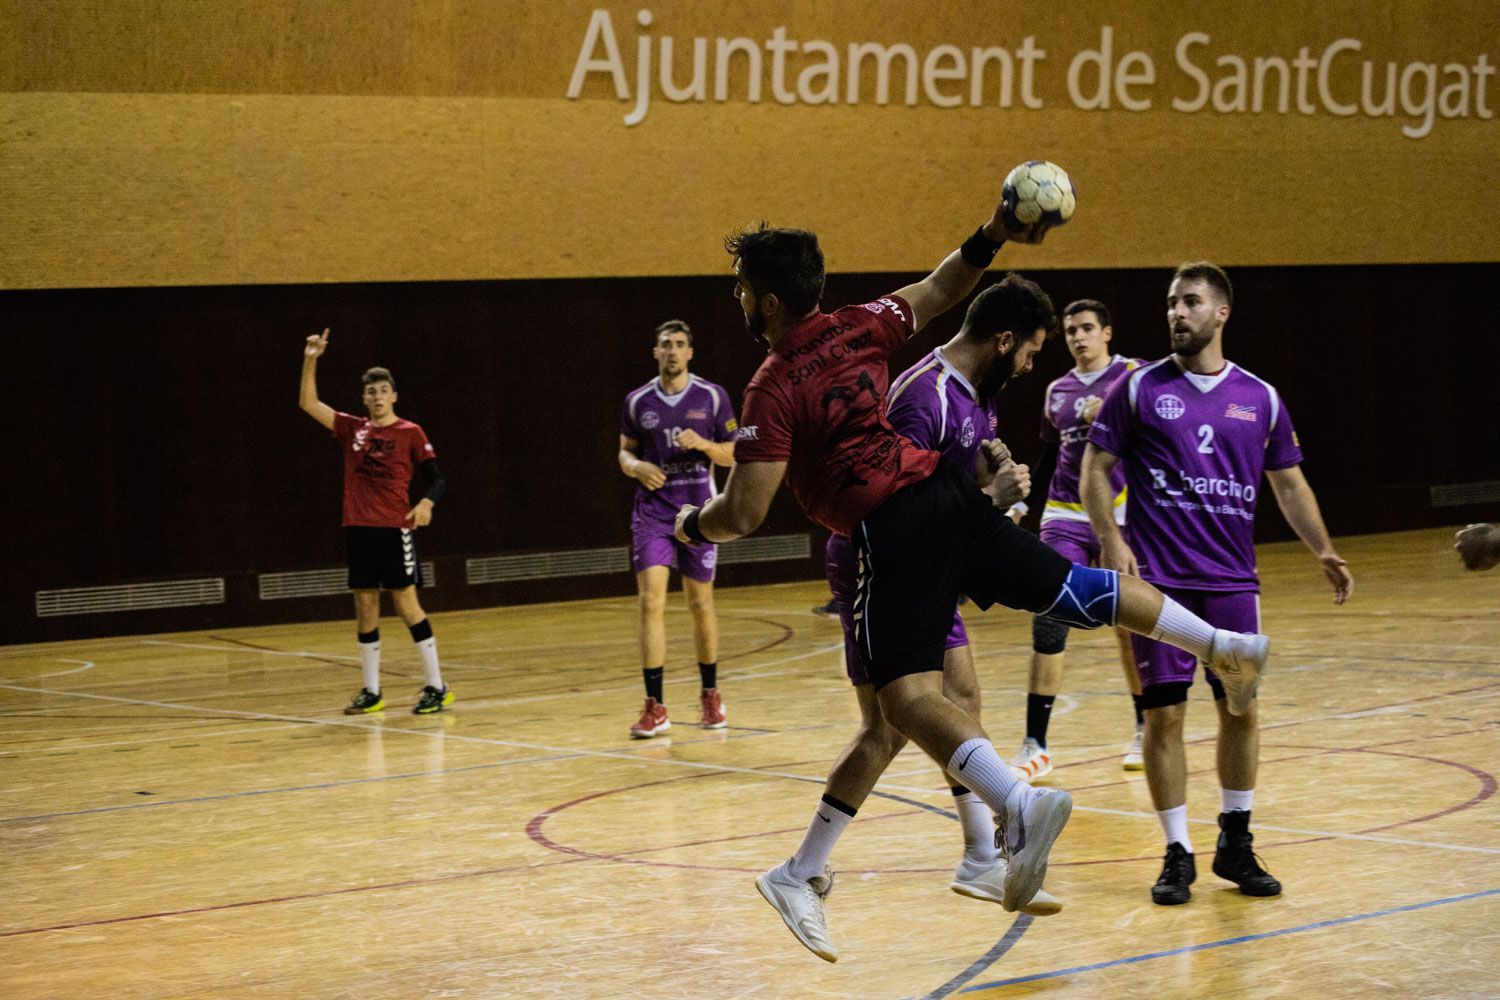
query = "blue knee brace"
(1040, 564, 1120, 630)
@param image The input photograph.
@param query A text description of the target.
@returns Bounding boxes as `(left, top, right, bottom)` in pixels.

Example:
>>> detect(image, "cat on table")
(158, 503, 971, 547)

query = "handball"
(1002, 160, 1077, 229)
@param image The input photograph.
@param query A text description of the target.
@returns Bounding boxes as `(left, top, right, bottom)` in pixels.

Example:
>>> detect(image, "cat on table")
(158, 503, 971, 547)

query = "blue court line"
(959, 887, 1500, 993)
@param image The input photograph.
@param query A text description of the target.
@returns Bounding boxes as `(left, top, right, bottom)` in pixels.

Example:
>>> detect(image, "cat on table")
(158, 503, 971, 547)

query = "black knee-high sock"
(1132, 693, 1145, 727)
(1027, 693, 1057, 748)
(643, 667, 665, 704)
(698, 661, 717, 690)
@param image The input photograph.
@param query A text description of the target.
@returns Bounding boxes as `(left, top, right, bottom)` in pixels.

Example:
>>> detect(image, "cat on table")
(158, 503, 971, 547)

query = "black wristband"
(682, 508, 710, 544)
(960, 225, 1005, 269)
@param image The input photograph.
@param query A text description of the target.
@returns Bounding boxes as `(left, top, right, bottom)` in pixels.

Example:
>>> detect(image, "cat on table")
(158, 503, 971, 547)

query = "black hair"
(1172, 261, 1234, 307)
(362, 367, 395, 389)
(724, 223, 826, 317)
(1062, 298, 1112, 329)
(654, 319, 692, 345)
(959, 273, 1058, 344)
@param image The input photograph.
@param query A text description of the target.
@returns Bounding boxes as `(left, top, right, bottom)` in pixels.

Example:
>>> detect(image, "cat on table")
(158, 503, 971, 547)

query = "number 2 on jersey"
(1197, 424, 1215, 454)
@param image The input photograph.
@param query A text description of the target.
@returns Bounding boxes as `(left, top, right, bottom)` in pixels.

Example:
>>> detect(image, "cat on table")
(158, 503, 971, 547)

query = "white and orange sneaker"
(1008, 737, 1053, 781)
(699, 688, 727, 729)
(629, 697, 671, 738)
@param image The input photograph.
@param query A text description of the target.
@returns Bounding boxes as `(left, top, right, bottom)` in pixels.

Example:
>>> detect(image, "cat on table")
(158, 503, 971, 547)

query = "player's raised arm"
(1265, 465, 1353, 603)
(675, 460, 786, 545)
(299, 328, 336, 430)
(894, 185, 1058, 333)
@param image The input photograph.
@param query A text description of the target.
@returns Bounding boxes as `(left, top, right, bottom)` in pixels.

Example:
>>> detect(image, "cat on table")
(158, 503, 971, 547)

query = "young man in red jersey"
(672, 199, 1270, 962)
(300, 329, 453, 715)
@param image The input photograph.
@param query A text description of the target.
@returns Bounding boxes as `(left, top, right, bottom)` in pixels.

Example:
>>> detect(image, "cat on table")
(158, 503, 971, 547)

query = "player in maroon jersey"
(300, 329, 453, 715)
(672, 199, 1270, 961)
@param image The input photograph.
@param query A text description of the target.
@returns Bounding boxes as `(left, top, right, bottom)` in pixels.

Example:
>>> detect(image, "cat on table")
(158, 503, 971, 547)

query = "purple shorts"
(825, 533, 966, 687)
(632, 523, 717, 582)
(1131, 587, 1260, 690)
(1039, 518, 1102, 567)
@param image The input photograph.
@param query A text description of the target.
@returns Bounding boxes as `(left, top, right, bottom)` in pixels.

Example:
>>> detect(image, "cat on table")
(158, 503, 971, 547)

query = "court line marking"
(2, 681, 1493, 858)
(919, 915, 1033, 1000)
(958, 887, 1500, 993)
(37, 659, 95, 678)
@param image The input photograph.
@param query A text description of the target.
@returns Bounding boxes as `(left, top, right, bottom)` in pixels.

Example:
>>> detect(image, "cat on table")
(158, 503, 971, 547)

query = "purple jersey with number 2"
(1087, 357, 1302, 591)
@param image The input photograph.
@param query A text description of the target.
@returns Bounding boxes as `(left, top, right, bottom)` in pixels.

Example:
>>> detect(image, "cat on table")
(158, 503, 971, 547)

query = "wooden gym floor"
(1, 527, 1496, 999)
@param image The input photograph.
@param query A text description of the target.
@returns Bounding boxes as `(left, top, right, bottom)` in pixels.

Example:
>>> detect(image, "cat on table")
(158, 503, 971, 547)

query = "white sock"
(1158, 804, 1193, 852)
(358, 638, 381, 694)
(416, 637, 443, 688)
(947, 738, 1026, 818)
(953, 788, 998, 864)
(1221, 788, 1254, 814)
(788, 797, 854, 880)
(1149, 597, 1218, 662)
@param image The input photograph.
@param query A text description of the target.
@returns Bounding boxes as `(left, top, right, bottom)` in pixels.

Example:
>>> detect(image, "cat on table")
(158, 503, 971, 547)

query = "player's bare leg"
(1114, 574, 1265, 714)
(1142, 701, 1189, 814)
(1210, 696, 1279, 896)
(1142, 698, 1195, 904)
(1117, 627, 1146, 769)
(345, 589, 387, 714)
(630, 566, 672, 737)
(1011, 645, 1063, 781)
(876, 671, 1071, 912)
(682, 576, 725, 728)
(391, 585, 449, 713)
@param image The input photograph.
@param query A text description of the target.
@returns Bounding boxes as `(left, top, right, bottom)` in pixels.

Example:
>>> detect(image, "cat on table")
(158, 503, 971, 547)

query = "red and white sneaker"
(699, 687, 727, 729)
(629, 697, 671, 738)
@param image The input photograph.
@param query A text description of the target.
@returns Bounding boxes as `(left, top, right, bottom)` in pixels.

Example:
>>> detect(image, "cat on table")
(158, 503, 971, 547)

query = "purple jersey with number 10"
(620, 375, 738, 529)
(1087, 358, 1302, 591)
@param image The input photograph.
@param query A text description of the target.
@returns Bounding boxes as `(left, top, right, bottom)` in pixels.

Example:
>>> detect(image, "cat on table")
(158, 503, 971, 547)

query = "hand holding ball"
(1000, 161, 1077, 243)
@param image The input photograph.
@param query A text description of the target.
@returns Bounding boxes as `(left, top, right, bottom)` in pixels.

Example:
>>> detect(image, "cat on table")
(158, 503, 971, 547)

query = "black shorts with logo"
(853, 462, 1073, 689)
(346, 526, 422, 590)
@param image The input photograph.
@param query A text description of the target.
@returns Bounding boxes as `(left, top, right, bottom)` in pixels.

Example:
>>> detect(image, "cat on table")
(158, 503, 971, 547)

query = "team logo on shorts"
(639, 411, 660, 430)
(959, 416, 976, 448)
(1154, 394, 1186, 420)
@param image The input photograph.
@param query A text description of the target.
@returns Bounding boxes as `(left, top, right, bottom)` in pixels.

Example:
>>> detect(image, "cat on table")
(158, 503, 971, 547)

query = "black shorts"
(853, 462, 1073, 689)
(346, 526, 422, 591)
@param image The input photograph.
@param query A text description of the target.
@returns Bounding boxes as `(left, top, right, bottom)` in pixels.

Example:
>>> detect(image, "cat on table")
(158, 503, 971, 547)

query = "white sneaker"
(1210, 631, 1269, 717)
(1008, 737, 1053, 781)
(998, 787, 1073, 912)
(1123, 728, 1145, 771)
(756, 860, 838, 963)
(951, 856, 1063, 916)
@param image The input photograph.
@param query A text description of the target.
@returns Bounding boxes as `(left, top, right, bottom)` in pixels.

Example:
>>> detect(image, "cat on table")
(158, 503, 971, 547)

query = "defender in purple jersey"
(1082, 262, 1353, 907)
(617, 320, 738, 738)
(1003, 300, 1145, 779)
(819, 286, 1062, 916)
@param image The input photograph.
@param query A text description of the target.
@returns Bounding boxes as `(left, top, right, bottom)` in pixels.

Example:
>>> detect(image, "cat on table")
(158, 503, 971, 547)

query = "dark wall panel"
(5, 263, 1497, 644)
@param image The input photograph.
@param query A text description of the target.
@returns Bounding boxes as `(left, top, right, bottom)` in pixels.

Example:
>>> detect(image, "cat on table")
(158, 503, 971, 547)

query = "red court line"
(0, 855, 592, 940)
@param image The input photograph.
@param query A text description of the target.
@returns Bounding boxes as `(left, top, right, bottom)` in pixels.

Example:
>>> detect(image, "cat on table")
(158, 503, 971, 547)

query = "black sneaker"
(1151, 842, 1197, 905)
(1213, 811, 1282, 896)
(811, 599, 839, 618)
(343, 688, 385, 715)
(412, 685, 454, 715)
